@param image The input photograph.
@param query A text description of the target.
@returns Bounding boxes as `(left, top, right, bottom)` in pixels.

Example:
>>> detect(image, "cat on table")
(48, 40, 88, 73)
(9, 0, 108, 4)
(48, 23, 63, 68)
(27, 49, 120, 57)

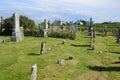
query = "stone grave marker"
(40, 42, 46, 55)
(93, 27, 96, 38)
(11, 13, 24, 42)
(30, 64, 37, 80)
(116, 27, 120, 43)
(88, 18, 92, 36)
(90, 28, 94, 50)
(57, 59, 64, 65)
(0, 39, 3, 44)
(44, 19, 48, 37)
(102, 26, 107, 37)
(0, 16, 4, 34)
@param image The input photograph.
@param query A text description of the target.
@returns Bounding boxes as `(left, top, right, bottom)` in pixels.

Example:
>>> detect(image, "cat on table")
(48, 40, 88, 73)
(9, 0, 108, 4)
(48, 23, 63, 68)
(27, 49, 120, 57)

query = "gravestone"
(62, 25, 66, 32)
(88, 18, 92, 36)
(0, 39, 3, 44)
(20, 27, 24, 40)
(3, 38, 7, 43)
(57, 59, 64, 65)
(90, 28, 94, 50)
(40, 42, 46, 55)
(116, 27, 120, 43)
(44, 19, 48, 37)
(30, 64, 37, 80)
(93, 27, 96, 38)
(0, 16, 4, 34)
(102, 26, 107, 37)
(11, 13, 24, 42)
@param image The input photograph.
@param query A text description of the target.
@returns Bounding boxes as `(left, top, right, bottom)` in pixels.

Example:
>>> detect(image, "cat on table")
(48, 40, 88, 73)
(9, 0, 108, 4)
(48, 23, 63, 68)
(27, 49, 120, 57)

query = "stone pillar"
(44, 19, 48, 37)
(88, 18, 92, 36)
(40, 42, 46, 55)
(0, 16, 4, 34)
(30, 64, 37, 80)
(102, 26, 107, 37)
(116, 27, 120, 43)
(93, 27, 96, 38)
(90, 28, 94, 50)
(11, 13, 23, 42)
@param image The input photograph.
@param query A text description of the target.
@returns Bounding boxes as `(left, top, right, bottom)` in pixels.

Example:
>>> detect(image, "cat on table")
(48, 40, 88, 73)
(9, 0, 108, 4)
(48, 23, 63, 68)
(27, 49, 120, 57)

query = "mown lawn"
(0, 32, 120, 80)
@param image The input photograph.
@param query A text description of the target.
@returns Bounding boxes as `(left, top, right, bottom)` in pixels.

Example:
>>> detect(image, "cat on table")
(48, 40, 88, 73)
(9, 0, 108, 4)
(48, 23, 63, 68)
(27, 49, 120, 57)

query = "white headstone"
(44, 19, 48, 37)
(31, 64, 37, 80)
(11, 13, 24, 42)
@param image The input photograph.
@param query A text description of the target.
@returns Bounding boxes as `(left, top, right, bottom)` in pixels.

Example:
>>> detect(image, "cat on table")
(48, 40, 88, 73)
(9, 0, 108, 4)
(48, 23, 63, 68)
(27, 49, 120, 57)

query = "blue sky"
(0, 0, 120, 23)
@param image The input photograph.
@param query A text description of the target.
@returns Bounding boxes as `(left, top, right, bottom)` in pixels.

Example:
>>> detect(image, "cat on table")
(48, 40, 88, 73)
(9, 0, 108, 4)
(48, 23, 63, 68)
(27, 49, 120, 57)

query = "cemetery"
(0, 13, 120, 80)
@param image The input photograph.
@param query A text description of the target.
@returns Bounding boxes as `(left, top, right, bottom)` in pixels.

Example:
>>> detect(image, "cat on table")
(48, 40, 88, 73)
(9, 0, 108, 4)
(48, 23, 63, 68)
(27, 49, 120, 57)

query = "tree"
(2, 15, 35, 35)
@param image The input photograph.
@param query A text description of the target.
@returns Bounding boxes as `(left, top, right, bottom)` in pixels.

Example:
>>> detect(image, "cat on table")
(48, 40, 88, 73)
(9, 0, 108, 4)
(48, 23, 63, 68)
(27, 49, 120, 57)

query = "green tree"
(3, 15, 35, 35)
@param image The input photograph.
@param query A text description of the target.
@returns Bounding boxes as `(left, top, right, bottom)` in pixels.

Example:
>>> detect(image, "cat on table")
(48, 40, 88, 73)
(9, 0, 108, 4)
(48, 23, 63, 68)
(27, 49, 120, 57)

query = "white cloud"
(0, 0, 120, 23)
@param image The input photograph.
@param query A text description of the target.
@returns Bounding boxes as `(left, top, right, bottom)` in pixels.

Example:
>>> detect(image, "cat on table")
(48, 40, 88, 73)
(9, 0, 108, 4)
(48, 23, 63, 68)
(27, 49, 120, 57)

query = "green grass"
(0, 32, 120, 80)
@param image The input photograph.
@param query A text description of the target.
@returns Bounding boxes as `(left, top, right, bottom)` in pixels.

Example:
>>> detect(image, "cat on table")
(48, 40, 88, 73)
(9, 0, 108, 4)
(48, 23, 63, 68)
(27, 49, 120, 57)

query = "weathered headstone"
(0, 39, 3, 44)
(88, 18, 92, 36)
(57, 59, 64, 65)
(116, 27, 120, 43)
(11, 13, 24, 42)
(62, 25, 66, 32)
(40, 42, 46, 55)
(30, 64, 37, 80)
(43, 19, 48, 37)
(93, 27, 96, 38)
(3, 38, 7, 43)
(102, 26, 107, 37)
(90, 28, 94, 50)
(0, 16, 4, 34)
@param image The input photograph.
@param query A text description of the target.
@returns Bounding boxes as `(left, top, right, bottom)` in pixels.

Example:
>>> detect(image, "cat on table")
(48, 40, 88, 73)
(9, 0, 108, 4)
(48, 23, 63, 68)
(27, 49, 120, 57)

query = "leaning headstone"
(30, 64, 37, 80)
(40, 42, 46, 55)
(11, 13, 24, 42)
(57, 59, 64, 65)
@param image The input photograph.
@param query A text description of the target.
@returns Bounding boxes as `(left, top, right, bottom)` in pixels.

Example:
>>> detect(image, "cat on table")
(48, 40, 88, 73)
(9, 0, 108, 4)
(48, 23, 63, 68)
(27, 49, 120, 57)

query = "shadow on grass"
(111, 61, 120, 64)
(88, 66, 120, 71)
(110, 52, 120, 54)
(28, 53, 40, 56)
(70, 44, 89, 47)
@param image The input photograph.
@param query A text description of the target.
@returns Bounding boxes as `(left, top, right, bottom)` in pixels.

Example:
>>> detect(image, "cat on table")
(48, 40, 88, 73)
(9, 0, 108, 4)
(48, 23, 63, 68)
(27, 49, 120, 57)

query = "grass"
(0, 32, 120, 80)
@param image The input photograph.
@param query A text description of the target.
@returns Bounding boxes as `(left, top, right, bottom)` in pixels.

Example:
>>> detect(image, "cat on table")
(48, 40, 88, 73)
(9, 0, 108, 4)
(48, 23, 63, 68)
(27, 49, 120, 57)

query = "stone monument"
(11, 13, 24, 42)
(0, 16, 4, 34)
(30, 64, 37, 80)
(44, 19, 48, 37)
(88, 18, 92, 36)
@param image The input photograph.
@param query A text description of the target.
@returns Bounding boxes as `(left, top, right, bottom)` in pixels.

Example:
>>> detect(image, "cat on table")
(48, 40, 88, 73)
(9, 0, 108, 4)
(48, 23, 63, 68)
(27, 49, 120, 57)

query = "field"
(0, 32, 120, 80)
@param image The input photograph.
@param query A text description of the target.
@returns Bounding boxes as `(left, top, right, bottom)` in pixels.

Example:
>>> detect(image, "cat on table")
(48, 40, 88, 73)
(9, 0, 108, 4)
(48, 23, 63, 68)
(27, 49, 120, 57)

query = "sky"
(0, 0, 120, 23)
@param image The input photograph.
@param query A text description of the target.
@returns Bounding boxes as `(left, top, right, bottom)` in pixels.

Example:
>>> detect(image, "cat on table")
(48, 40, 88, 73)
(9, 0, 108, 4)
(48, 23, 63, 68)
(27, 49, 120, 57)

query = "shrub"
(48, 31, 76, 40)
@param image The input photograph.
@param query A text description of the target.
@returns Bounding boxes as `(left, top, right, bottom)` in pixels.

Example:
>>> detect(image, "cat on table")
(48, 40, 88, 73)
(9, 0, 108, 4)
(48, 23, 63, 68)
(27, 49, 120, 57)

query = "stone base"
(11, 32, 23, 42)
